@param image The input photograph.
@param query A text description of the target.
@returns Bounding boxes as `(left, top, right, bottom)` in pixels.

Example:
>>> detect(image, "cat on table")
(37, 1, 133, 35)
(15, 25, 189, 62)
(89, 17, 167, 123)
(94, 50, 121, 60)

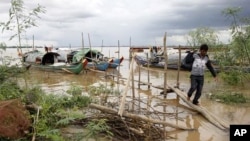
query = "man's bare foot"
(187, 96, 191, 101)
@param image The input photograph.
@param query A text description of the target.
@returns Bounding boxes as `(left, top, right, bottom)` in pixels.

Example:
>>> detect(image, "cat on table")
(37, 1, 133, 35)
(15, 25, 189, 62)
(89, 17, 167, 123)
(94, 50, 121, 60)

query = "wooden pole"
(81, 32, 84, 49)
(147, 52, 150, 89)
(131, 49, 135, 98)
(138, 62, 141, 89)
(163, 32, 168, 95)
(176, 45, 181, 88)
(101, 40, 103, 52)
(117, 40, 120, 91)
(32, 35, 34, 51)
(88, 33, 92, 58)
(129, 36, 132, 60)
(118, 55, 135, 116)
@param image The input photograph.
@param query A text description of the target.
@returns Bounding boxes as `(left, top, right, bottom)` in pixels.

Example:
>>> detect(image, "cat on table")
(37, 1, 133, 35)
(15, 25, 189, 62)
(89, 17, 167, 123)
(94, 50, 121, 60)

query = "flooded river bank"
(3, 47, 250, 140)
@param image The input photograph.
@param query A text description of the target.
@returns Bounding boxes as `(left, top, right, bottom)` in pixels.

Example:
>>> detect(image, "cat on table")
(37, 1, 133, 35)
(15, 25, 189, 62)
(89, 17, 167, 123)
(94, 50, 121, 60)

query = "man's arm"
(206, 60, 217, 77)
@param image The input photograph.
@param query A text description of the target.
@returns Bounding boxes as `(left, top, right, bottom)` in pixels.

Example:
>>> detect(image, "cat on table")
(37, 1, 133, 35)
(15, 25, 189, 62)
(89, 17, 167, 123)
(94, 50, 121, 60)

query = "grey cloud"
(143, 0, 250, 37)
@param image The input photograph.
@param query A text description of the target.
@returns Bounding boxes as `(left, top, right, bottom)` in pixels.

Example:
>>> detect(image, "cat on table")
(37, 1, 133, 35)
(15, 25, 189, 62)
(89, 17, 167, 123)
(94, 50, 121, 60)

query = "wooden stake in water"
(131, 48, 135, 98)
(117, 40, 121, 92)
(118, 55, 135, 116)
(147, 52, 150, 89)
(88, 33, 92, 58)
(81, 32, 84, 49)
(138, 63, 141, 89)
(177, 45, 181, 88)
(163, 32, 168, 96)
(32, 35, 34, 51)
(101, 40, 103, 53)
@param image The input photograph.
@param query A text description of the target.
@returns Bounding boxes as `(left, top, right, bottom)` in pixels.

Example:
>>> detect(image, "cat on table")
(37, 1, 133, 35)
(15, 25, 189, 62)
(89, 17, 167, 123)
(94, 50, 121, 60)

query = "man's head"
(199, 44, 208, 57)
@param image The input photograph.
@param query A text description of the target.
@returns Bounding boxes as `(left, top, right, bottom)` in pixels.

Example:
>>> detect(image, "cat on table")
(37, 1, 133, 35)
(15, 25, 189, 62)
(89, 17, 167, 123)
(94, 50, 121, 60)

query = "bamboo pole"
(88, 33, 92, 58)
(131, 46, 135, 98)
(118, 54, 135, 116)
(129, 36, 132, 60)
(32, 35, 34, 51)
(176, 45, 181, 88)
(167, 84, 229, 130)
(163, 32, 168, 95)
(101, 40, 103, 52)
(81, 32, 84, 49)
(138, 62, 141, 89)
(146, 52, 150, 89)
(131, 60, 135, 112)
(117, 40, 120, 92)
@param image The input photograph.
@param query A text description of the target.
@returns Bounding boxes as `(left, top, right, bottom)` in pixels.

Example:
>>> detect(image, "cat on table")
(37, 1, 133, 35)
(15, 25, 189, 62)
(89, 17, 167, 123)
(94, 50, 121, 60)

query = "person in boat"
(149, 46, 159, 64)
(187, 44, 217, 106)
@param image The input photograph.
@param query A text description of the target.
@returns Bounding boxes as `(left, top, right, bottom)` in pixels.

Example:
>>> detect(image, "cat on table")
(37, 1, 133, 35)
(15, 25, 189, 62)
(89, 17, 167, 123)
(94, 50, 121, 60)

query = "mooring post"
(176, 45, 181, 103)
(138, 62, 141, 89)
(146, 52, 150, 89)
(131, 54, 135, 98)
(163, 32, 168, 96)
(117, 40, 120, 92)
(176, 45, 181, 89)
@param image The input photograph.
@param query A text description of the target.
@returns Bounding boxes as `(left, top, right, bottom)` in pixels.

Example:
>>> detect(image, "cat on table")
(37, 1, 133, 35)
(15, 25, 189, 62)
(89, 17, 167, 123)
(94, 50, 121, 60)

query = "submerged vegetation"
(210, 90, 249, 104)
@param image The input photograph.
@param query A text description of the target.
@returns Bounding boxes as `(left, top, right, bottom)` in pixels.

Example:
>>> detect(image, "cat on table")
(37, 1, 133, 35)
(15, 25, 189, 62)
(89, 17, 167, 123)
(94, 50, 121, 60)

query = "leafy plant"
(222, 7, 250, 65)
(210, 7, 250, 85)
(66, 84, 83, 96)
(186, 27, 219, 48)
(0, 81, 23, 100)
(220, 70, 250, 85)
(0, 0, 45, 50)
(85, 119, 113, 140)
(56, 110, 85, 126)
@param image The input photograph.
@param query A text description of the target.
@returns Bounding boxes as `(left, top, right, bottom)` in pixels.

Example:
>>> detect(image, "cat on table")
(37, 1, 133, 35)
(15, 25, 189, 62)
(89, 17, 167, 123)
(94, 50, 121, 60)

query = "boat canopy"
(72, 48, 103, 63)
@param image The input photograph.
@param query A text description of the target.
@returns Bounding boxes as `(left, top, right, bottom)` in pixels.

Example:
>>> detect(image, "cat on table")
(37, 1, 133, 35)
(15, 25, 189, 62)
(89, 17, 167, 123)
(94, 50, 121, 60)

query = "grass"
(210, 91, 249, 104)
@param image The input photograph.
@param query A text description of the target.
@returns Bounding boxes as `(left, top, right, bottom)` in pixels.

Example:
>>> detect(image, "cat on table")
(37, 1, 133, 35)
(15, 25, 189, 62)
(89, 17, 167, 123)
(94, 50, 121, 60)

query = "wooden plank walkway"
(167, 84, 229, 130)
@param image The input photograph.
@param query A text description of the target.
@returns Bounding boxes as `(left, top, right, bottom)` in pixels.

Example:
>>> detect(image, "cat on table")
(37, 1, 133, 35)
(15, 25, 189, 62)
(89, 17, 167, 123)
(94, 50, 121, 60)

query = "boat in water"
(134, 47, 188, 70)
(108, 56, 124, 68)
(19, 49, 88, 74)
(134, 47, 220, 72)
(67, 48, 110, 71)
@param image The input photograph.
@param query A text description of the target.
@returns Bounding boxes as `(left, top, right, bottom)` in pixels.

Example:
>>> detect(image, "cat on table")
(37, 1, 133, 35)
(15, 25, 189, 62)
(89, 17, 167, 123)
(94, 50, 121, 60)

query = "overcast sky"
(0, 0, 249, 47)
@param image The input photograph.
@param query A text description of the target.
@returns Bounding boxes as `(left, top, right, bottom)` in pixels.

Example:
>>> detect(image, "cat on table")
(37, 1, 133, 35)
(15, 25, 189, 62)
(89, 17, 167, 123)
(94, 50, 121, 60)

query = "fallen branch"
(89, 103, 194, 130)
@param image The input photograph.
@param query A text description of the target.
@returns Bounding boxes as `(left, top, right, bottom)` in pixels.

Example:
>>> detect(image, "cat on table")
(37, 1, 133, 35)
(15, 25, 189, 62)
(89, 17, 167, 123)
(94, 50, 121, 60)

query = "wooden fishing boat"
(134, 50, 221, 72)
(134, 51, 187, 70)
(108, 56, 124, 68)
(68, 48, 110, 71)
(20, 50, 88, 74)
(87, 61, 110, 71)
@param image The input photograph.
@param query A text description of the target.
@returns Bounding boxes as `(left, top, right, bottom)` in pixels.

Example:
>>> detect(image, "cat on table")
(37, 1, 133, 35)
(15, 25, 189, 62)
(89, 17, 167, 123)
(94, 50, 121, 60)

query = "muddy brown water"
(3, 47, 250, 141)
